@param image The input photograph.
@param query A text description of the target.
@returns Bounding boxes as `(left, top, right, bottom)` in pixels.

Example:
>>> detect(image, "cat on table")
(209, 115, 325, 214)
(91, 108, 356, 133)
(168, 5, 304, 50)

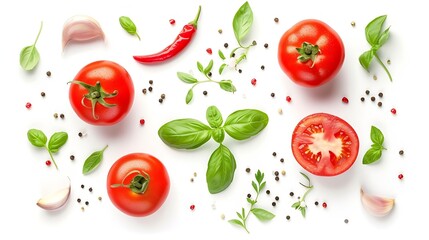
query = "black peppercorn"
(208, 72, 212, 77)
(60, 113, 65, 119)
(159, 99, 163, 103)
(148, 86, 153, 92)
(360, 97, 365, 102)
(247, 193, 251, 198)
(142, 88, 147, 94)
(371, 96, 376, 102)
(238, 69, 242, 73)
(271, 93, 275, 98)
(264, 43, 269, 48)
(266, 190, 270, 195)
(77, 198, 81, 203)
(224, 43, 229, 48)
(378, 92, 383, 98)
(399, 150, 404, 155)
(365, 90, 370, 95)
(41, 92, 46, 97)
(275, 176, 280, 181)
(289, 192, 294, 197)
(70, 155, 75, 160)
(78, 132, 83, 137)
(274, 17, 279, 23)
(261, 65, 265, 70)
(161, 94, 166, 99)
(89, 187, 93, 192)
(272, 152, 277, 157)
(377, 102, 382, 107)
(245, 167, 251, 173)
(85, 201, 89, 206)
(275, 196, 279, 201)
(149, 80, 153, 85)
(315, 201, 319, 206)
(286, 215, 290, 220)
(280, 158, 284, 163)
(81, 184, 84, 189)
(46, 71, 51, 77)
(272, 202, 276, 207)
(203, 90, 208, 96)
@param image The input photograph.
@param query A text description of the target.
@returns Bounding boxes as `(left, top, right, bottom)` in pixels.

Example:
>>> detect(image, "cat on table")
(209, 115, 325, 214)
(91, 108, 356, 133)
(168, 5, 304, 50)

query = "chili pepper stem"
(189, 5, 202, 27)
(374, 53, 392, 81)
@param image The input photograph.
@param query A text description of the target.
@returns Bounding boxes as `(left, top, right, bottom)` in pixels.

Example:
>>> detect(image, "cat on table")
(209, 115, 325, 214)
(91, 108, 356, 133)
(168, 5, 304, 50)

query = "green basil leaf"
(370, 125, 384, 145)
(186, 88, 194, 104)
(219, 63, 227, 75)
(233, 1, 253, 43)
(197, 61, 204, 73)
(158, 119, 212, 149)
(291, 201, 300, 209)
(204, 59, 213, 75)
(218, 50, 226, 60)
(228, 219, 244, 227)
(206, 106, 223, 128)
(206, 144, 236, 194)
(119, 16, 140, 40)
(82, 145, 108, 175)
(177, 72, 198, 84)
(20, 46, 40, 71)
(362, 147, 382, 164)
(212, 128, 225, 143)
(48, 132, 68, 153)
(224, 109, 269, 140)
(251, 208, 275, 221)
(359, 50, 374, 71)
(365, 15, 387, 45)
(300, 207, 306, 217)
(27, 129, 47, 147)
(219, 80, 236, 93)
(377, 26, 390, 47)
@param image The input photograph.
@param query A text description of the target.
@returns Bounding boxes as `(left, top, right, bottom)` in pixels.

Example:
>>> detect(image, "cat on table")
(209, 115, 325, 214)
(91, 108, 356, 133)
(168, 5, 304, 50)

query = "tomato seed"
(286, 96, 292, 102)
(139, 119, 145, 125)
(351, 21, 356, 27)
(169, 19, 175, 25)
(25, 102, 32, 109)
(322, 202, 327, 208)
(45, 160, 51, 166)
(218, 29, 223, 34)
(190, 204, 195, 210)
(391, 108, 397, 114)
(398, 174, 404, 180)
(281, 170, 286, 176)
(342, 97, 349, 103)
(206, 48, 212, 54)
(53, 113, 58, 118)
(98, 196, 102, 201)
(373, 75, 377, 80)
(387, 59, 391, 64)
(251, 78, 257, 86)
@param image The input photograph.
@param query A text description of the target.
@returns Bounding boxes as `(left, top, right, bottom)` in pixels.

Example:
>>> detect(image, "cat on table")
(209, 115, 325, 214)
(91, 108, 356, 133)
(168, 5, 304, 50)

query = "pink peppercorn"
(251, 78, 257, 86)
(206, 48, 212, 54)
(139, 119, 145, 125)
(342, 97, 349, 103)
(26, 102, 32, 109)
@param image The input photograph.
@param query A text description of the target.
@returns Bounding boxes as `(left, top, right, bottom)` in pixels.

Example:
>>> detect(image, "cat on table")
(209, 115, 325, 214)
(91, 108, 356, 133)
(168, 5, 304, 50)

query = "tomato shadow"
(294, 72, 346, 102)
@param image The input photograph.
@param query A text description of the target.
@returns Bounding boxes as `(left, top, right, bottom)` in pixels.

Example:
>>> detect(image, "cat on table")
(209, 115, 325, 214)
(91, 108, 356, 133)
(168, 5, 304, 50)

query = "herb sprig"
(359, 15, 392, 81)
(119, 16, 141, 40)
(27, 129, 68, 170)
(177, 60, 236, 104)
(20, 22, 43, 71)
(158, 106, 269, 193)
(363, 125, 386, 164)
(229, 170, 275, 233)
(291, 172, 313, 218)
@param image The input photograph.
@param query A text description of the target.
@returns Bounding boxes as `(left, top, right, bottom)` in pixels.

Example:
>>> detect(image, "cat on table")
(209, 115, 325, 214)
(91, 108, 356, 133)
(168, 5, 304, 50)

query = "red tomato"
(291, 113, 359, 176)
(69, 60, 134, 126)
(107, 153, 170, 217)
(278, 19, 345, 87)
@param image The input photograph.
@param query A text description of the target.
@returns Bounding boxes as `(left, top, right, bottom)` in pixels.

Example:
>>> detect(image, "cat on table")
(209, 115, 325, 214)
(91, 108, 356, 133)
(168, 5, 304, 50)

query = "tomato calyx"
(296, 42, 320, 68)
(71, 80, 118, 120)
(110, 170, 150, 194)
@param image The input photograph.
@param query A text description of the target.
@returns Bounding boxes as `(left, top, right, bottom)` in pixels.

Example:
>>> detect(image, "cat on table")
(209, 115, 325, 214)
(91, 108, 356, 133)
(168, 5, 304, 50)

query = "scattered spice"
(149, 80, 154, 85)
(81, 207, 85, 211)
(218, 29, 223, 34)
(342, 97, 349, 104)
(365, 90, 370, 95)
(193, 172, 197, 177)
(351, 21, 356, 27)
(399, 150, 404, 155)
(77, 198, 81, 203)
(208, 72, 212, 77)
(169, 19, 175, 25)
(60, 113, 65, 119)
(238, 69, 242, 73)
(373, 75, 377, 80)
(70, 155, 75, 160)
(161, 93, 166, 99)
(78, 132, 83, 137)
(280, 158, 284, 163)
(190, 204, 195, 210)
(261, 65, 265, 70)
(286, 96, 292, 102)
(344, 219, 349, 224)
(286, 215, 290, 220)
(81, 184, 84, 189)
(271, 93, 275, 98)
(272, 202, 276, 207)
(26, 102, 32, 109)
(360, 97, 365, 102)
(398, 173, 404, 180)
(252, 40, 257, 46)
(266, 190, 270, 195)
(245, 167, 251, 173)
(46, 71, 52, 77)
(274, 171, 279, 176)
(224, 43, 228, 48)
(190, 178, 194, 182)
(159, 99, 163, 103)
(139, 119, 145, 125)
(275, 176, 280, 181)
(370, 96, 376, 102)
(274, 17, 279, 23)
(247, 193, 251, 198)
(289, 192, 294, 197)
(275, 196, 279, 201)
(315, 201, 319, 206)
(148, 86, 153, 92)
(54, 113, 58, 118)
(98, 196, 102, 201)
(206, 48, 212, 54)
(272, 152, 277, 157)
(45, 160, 51, 166)
(281, 170, 286, 176)
(264, 43, 268, 48)
(322, 202, 327, 208)
(142, 88, 147, 94)
(251, 78, 257, 86)
(203, 90, 208, 96)
(41, 92, 46, 97)
(85, 201, 89, 206)
(89, 187, 93, 192)
(391, 108, 397, 114)
(378, 92, 383, 98)
(377, 102, 382, 107)
(387, 59, 391, 64)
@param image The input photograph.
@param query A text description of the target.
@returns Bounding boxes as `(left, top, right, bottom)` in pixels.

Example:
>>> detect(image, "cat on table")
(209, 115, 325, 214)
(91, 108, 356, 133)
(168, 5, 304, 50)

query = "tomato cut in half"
(291, 113, 359, 176)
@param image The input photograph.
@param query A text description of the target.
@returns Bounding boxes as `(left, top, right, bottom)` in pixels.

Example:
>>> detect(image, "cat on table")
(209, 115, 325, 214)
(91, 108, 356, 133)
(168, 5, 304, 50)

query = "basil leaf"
(365, 15, 387, 45)
(251, 208, 275, 221)
(359, 50, 374, 71)
(370, 125, 384, 145)
(119, 16, 140, 40)
(197, 61, 204, 73)
(20, 22, 42, 71)
(48, 132, 68, 153)
(377, 27, 390, 47)
(206, 144, 236, 194)
(206, 106, 223, 128)
(204, 59, 213, 75)
(362, 147, 382, 164)
(218, 50, 226, 60)
(219, 80, 236, 93)
(224, 109, 269, 140)
(27, 129, 47, 147)
(291, 201, 300, 209)
(158, 119, 212, 149)
(233, 1, 253, 43)
(219, 63, 227, 75)
(177, 72, 198, 84)
(82, 145, 108, 175)
(212, 128, 225, 143)
(186, 88, 194, 104)
(228, 219, 244, 227)
(300, 207, 306, 218)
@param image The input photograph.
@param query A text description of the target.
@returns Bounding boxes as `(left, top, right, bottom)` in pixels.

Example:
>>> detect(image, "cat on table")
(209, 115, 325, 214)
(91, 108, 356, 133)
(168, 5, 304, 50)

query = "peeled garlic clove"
(62, 15, 105, 49)
(360, 188, 395, 217)
(37, 177, 71, 210)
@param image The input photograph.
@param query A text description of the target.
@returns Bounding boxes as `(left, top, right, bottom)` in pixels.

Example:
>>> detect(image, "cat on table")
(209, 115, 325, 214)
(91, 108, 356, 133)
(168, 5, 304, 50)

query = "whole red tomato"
(291, 113, 359, 176)
(69, 60, 134, 126)
(107, 153, 170, 217)
(278, 19, 345, 87)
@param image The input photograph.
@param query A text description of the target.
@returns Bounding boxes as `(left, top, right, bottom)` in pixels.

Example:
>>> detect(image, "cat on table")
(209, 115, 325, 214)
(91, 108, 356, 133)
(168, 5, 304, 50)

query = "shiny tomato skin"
(69, 60, 134, 126)
(278, 19, 345, 87)
(107, 153, 170, 217)
(291, 113, 359, 176)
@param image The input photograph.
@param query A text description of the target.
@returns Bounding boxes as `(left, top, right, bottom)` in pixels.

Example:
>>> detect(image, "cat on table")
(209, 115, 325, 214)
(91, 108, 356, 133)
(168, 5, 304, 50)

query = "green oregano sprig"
(27, 129, 68, 170)
(229, 170, 275, 233)
(158, 106, 268, 193)
(177, 60, 236, 104)
(218, 1, 255, 74)
(291, 172, 313, 218)
(362, 125, 386, 164)
(359, 15, 392, 81)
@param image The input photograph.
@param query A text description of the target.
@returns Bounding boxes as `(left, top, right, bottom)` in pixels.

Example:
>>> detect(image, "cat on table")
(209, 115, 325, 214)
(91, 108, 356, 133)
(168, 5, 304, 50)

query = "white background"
(0, 0, 426, 239)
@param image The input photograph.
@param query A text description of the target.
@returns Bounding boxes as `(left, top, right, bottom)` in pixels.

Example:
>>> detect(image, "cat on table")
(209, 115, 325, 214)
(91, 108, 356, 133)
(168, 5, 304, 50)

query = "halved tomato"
(291, 113, 359, 176)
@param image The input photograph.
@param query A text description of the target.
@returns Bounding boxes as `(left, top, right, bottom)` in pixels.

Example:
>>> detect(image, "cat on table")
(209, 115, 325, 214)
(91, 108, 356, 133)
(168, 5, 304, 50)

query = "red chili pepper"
(133, 6, 201, 64)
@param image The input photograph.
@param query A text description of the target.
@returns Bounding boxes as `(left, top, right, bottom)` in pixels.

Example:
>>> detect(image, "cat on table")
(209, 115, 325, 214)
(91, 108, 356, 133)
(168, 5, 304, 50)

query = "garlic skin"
(37, 177, 71, 210)
(361, 188, 395, 217)
(62, 15, 105, 49)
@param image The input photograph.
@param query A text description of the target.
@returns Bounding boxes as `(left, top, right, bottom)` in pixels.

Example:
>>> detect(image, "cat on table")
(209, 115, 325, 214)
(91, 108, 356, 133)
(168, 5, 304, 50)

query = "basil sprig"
(359, 15, 392, 81)
(82, 145, 108, 175)
(158, 106, 269, 193)
(27, 129, 68, 170)
(20, 22, 43, 71)
(119, 16, 141, 40)
(363, 125, 386, 164)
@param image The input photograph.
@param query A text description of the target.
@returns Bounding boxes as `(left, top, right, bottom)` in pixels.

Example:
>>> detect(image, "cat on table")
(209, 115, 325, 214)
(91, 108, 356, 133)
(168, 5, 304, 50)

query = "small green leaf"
(224, 109, 269, 140)
(206, 144, 236, 194)
(197, 61, 204, 73)
(48, 132, 68, 153)
(219, 63, 227, 75)
(186, 88, 194, 104)
(82, 145, 108, 175)
(20, 22, 42, 71)
(251, 208, 275, 221)
(212, 128, 225, 143)
(177, 72, 198, 84)
(218, 50, 226, 60)
(246, 197, 255, 205)
(362, 147, 382, 164)
(233, 1, 253, 43)
(255, 170, 263, 184)
(119, 16, 140, 40)
(204, 59, 214, 75)
(158, 119, 212, 149)
(251, 181, 258, 193)
(370, 125, 384, 145)
(359, 50, 374, 71)
(27, 129, 47, 147)
(206, 106, 223, 128)
(236, 211, 243, 219)
(300, 207, 306, 217)
(365, 15, 387, 45)
(242, 208, 246, 219)
(228, 219, 244, 228)
(259, 181, 266, 192)
(377, 27, 390, 47)
(291, 201, 300, 209)
(219, 80, 236, 93)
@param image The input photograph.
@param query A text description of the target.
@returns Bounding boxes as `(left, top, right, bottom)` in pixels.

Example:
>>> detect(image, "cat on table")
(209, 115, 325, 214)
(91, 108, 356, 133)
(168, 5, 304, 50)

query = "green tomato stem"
(45, 146, 59, 170)
(374, 53, 392, 81)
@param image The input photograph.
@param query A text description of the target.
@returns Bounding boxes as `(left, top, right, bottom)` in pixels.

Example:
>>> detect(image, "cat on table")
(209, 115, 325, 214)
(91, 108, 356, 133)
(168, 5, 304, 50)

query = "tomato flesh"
(292, 113, 359, 176)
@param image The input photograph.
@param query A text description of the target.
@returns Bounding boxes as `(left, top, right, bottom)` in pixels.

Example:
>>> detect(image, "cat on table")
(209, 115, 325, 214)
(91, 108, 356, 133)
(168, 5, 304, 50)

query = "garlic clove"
(360, 188, 395, 217)
(37, 177, 71, 210)
(62, 15, 105, 49)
